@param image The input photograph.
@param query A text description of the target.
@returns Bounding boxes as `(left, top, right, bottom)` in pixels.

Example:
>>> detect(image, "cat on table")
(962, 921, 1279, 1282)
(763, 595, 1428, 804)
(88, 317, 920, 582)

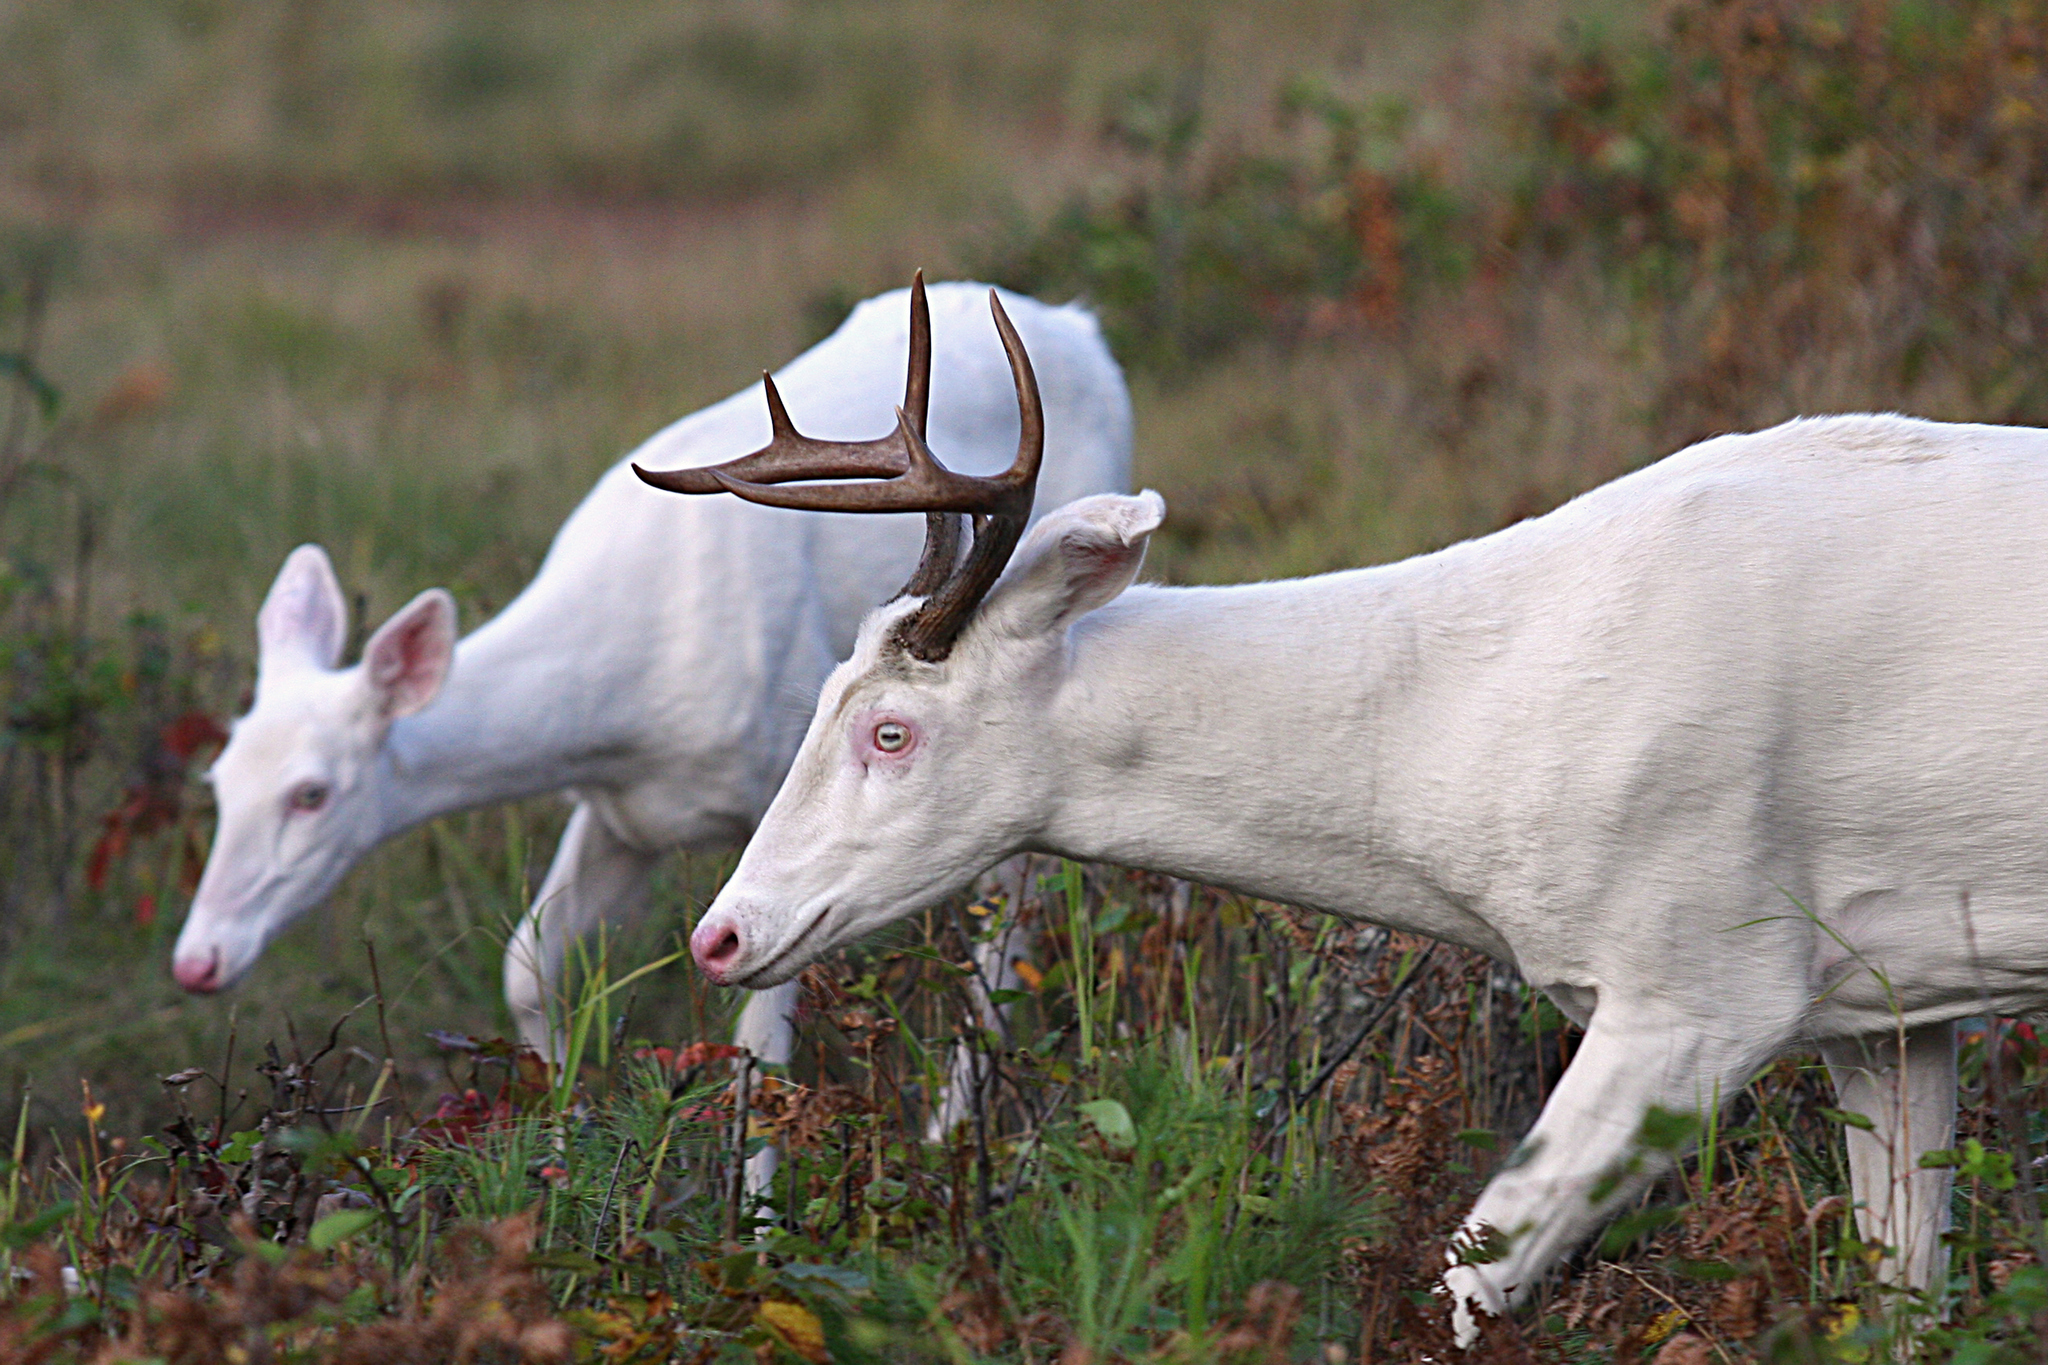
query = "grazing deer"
(170, 280, 1132, 1108)
(648, 297, 2037, 1336)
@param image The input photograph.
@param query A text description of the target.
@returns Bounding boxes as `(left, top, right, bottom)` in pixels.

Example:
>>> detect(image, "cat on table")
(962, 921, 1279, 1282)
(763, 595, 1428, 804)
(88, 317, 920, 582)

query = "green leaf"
(1456, 1128, 1499, 1151)
(1092, 902, 1132, 935)
(1449, 1224, 1512, 1266)
(890, 946, 972, 976)
(0, 1200, 75, 1249)
(778, 1262, 871, 1297)
(1673, 1258, 1745, 1282)
(1819, 1107, 1875, 1131)
(308, 1208, 379, 1251)
(219, 1130, 263, 1163)
(1634, 1105, 1701, 1152)
(713, 1249, 763, 1291)
(1958, 1138, 2018, 1190)
(0, 353, 60, 417)
(528, 1249, 605, 1273)
(1599, 1205, 1681, 1255)
(1079, 1098, 1137, 1150)
(1996, 1264, 2048, 1313)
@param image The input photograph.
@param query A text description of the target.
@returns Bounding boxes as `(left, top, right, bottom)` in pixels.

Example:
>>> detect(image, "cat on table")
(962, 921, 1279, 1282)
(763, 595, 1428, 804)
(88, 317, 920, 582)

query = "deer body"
(171, 282, 1132, 1070)
(682, 412, 2048, 1333)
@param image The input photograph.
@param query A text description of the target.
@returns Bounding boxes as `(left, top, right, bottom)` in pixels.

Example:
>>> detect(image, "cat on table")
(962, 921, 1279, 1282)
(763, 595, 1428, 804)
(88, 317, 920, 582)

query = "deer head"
(634, 277, 1163, 985)
(171, 546, 455, 992)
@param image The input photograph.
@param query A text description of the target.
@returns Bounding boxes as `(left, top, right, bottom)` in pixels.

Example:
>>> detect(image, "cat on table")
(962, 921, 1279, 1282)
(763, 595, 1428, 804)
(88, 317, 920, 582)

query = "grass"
(4, 0, 2048, 1358)
(4, 866, 2048, 1361)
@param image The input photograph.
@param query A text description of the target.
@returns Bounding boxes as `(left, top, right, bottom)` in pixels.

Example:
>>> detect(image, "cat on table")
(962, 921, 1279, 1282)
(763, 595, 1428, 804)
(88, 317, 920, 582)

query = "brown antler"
(631, 271, 934, 496)
(633, 277, 1045, 662)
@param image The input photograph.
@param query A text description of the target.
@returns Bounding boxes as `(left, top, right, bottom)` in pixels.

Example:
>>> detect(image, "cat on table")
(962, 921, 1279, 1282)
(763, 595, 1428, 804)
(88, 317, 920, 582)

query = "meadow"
(3, 0, 2048, 1359)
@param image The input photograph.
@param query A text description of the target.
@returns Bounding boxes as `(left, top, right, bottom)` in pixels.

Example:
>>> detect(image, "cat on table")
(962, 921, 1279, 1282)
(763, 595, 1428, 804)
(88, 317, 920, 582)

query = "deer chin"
(726, 901, 840, 989)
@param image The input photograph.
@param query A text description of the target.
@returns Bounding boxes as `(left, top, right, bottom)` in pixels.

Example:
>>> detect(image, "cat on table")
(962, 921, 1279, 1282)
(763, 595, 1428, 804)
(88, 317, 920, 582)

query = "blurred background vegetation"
(0, 0, 1646, 1130)
(6, 1, 2048, 1358)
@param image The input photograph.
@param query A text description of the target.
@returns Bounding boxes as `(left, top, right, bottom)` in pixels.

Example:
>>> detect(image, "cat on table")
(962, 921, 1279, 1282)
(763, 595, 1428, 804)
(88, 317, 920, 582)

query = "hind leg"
(1821, 1022, 1957, 1295)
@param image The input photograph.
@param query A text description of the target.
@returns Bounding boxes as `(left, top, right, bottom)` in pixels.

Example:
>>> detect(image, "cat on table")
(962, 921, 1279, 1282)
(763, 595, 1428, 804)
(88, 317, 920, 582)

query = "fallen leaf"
(757, 1299, 828, 1364)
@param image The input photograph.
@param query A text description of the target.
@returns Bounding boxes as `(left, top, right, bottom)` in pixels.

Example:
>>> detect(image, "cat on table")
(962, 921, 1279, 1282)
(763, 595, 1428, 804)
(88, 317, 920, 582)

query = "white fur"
(171, 283, 1132, 1070)
(693, 414, 2048, 1334)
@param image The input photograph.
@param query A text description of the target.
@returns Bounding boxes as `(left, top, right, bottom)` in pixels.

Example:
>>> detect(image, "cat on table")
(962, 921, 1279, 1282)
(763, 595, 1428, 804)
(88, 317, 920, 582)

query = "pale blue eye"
(874, 722, 910, 753)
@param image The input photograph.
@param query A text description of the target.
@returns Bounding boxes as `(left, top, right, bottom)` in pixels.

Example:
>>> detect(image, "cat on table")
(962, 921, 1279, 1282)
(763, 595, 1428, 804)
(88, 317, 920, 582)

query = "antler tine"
(704, 289, 1042, 519)
(636, 277, 1048, 663)
(985, 288, 1044, 503)
(705, 407, 1022, 514)
(888, 289, 1044, 660)
(905, 269, 931, 437)
(631, 272, 936, 496)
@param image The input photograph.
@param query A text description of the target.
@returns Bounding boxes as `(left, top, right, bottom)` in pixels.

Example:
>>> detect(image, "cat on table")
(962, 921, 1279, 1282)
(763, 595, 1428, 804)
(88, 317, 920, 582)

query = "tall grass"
(5, 862, 2048, 1360)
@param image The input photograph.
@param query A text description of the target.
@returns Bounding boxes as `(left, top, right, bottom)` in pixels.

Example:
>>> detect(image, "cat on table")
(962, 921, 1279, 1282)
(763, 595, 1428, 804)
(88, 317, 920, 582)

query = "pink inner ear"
(1066, 536, 1135, 578)
(259, 550, 347, 668)
(367, 596, 453, 717)
(1057, 534, 1141, 609)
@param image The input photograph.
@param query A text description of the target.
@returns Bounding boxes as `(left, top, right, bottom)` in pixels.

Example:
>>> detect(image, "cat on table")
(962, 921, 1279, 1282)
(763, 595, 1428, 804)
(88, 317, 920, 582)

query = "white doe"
(661, 370, 2043, 1337)
(170, 280, 1132, 1084)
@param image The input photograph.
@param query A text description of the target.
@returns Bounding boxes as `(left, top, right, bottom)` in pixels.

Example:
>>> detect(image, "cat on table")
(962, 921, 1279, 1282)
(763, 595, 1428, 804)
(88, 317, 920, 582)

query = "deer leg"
(1821, 1021, 1957, 1296)
(1444, 1000, 1793, 1344)
(734, 980, 800, 1197)
(507, 805, 803, 1197)
(927, 855, 1036, 1141)
(504, 801, 659, 1060)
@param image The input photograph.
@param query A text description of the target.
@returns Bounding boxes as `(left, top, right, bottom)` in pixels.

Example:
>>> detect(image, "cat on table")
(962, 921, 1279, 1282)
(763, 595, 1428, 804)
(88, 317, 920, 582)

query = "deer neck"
(375, 589, 648, 834)
(1037, 566, 1512, 959)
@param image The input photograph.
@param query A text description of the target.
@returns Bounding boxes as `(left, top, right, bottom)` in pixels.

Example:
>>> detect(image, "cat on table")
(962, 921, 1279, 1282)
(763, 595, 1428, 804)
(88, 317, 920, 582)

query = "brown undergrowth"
(0, 872, 2045, 1361)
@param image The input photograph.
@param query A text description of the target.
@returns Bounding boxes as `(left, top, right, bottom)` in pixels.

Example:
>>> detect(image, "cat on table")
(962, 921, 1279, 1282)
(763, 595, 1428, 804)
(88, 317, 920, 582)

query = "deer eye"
(287, 780, 330, 813)
(873, 722, 911, 753)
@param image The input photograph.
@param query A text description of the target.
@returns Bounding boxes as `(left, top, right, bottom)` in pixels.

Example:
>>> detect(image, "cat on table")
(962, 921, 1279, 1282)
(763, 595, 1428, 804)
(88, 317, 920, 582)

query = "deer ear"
(257, 545, 348, 671)
(361, 589, 456, 720)
(982, 491, 1164, 641)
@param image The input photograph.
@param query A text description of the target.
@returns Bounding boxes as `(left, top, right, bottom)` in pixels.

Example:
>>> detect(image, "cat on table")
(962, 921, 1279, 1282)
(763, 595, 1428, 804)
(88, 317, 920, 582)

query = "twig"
(363, 935, 412, 1122)
(595, 1138, 638, 1255)
(1289, 944, 1439, 1114)
(725, 1052, 753, 1244)
(214, 1006, 238, 1143)
(1604, 1262, 1736, 1365)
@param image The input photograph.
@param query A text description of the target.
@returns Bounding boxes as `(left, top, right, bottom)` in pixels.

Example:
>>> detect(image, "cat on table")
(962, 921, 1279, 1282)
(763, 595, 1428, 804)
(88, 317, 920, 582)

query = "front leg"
(1444, 998, 1798, 1343)
(1820, 1021, 1957, 1296)
(504, 801, 661, 1058)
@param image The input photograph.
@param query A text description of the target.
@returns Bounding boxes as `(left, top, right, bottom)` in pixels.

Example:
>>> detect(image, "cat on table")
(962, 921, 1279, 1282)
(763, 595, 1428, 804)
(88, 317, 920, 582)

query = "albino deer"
(652, 309, 2036, 1336)
(170, 281, 1131, 1098)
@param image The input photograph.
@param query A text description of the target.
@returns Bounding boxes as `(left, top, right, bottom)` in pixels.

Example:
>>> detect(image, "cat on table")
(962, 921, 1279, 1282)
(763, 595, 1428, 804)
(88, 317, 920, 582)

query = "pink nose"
(691, 915, 744, 981)
(174, 950, 222, 994)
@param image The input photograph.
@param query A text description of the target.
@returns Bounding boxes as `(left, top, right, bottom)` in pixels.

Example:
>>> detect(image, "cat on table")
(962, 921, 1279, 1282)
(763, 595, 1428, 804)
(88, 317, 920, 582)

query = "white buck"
(171, 280, 1131, 1084)
(656, 318, 2044, 1338)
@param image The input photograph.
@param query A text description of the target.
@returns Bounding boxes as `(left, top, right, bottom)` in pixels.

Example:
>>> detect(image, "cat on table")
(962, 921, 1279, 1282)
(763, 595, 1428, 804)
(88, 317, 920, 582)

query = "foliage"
(1512, 0, 2048, 439)
(6, 862, 2048, 1361)
(989, 0, 2048, 451)
(984, 74, 1465, 371)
